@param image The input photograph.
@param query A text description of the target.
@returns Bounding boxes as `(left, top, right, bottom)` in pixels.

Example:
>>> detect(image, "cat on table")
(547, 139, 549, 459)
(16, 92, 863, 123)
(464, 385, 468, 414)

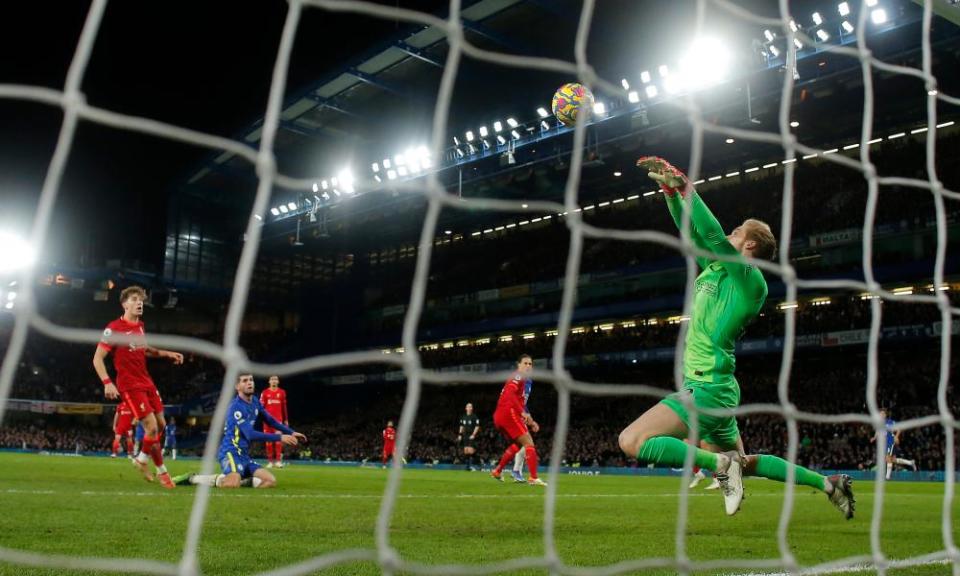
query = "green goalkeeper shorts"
(660, 377, 741, 449)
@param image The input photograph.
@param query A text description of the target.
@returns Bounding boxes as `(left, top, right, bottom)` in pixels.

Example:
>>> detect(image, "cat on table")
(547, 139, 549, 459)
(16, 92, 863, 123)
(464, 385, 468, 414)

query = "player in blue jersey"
(162, 418, 177, 460)
(510, 373, 534, 483)
(173, 373, 306, 489)
(874, 409, 917, 479)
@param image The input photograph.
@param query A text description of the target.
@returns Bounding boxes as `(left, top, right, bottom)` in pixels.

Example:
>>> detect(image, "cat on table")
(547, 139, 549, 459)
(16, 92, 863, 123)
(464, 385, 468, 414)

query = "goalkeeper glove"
(636, 156, 690, 196)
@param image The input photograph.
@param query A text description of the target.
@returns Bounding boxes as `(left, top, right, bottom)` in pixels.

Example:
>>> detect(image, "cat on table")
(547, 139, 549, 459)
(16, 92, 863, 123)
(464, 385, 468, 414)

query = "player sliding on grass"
(173, 373, 306, 489)
(617, 157, 855, 519)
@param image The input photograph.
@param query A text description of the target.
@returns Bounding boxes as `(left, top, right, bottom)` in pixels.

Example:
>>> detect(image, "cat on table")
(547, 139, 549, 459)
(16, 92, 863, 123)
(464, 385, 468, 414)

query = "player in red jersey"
(92, 286, 183, 489)
(111, 401, 136, 459)
(491, 354, 546, 486)
(259, 375, 289, 468)
(382, 420, 397, 468)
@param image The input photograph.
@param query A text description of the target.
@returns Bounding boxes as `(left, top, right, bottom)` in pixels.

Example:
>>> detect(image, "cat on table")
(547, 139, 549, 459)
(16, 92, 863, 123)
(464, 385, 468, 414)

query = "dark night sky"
(0, 0, 780, 271)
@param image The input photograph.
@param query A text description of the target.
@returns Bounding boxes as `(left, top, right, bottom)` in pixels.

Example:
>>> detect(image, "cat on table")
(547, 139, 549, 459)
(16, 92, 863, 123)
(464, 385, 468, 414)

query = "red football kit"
(260, 386, 289, 464)
(114, 400, 136, 436)
(98, 317, 163, 419)
(493, 373, 528, 441)
(382, 426, 396, 465)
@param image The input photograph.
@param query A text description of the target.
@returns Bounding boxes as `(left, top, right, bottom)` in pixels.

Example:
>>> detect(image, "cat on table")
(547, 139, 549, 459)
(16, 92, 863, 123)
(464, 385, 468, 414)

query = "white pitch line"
(723, 558, 949, 576)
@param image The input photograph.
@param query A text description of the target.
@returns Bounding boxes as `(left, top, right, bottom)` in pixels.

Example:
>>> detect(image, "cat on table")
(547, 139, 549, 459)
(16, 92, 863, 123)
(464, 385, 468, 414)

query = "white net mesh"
(0, 0, 959, 574)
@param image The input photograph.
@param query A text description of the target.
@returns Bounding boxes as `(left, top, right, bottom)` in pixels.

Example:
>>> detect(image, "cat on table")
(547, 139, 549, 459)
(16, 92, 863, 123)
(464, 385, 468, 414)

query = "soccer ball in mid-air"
(552, 82, 594, 127)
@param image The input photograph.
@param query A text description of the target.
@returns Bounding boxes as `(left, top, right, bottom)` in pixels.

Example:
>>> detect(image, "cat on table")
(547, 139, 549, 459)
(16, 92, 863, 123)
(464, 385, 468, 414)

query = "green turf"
(0, 453, 956, 575)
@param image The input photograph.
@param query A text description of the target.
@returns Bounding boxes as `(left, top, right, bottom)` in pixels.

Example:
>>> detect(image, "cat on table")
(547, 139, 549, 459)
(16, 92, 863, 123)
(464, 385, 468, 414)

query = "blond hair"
(744, 219, 777, 261)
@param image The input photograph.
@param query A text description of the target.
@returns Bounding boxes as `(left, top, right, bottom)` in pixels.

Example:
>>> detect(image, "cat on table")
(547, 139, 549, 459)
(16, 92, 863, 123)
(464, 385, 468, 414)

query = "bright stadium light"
(790, 120, 800, 127)
(620, 78, 630, 90)
(536, 107, 549, 118)
(394, 154, 406, 166)
(387, 169, 397, 180)
(838, 2, 850, 17)
(640, 70, 651, 83)
(510, 129, 521, 140)
(865, 0, 878, 5)
(338, 169, 354, 193)
(769, 45, 780, 57)
(493, 120, 503, 132)
(479, 125, 489, 137)
(270, 207, 280, 216)
(645, 85, 658, 98)
(4, 302, 11, 310)
(383, 158, 391, 169)
(397, 166, 408, 176)
(452, 136, 460, 146)
(842, 20, 854, 33)
(417, 146, 431, 168)
(794, 38, 803, 50)
(540, 120, 549, 130)
(871, 8, 887, 24)
(789, 19, 798, 32)
(465, 131, 475, 142)
(312, 182, 319, 193)
(764, 29, 775, 41)
(287, 202, 297, 210)
(331, 177, 338, 187)
(6, 291, 15, 301)
(321, 179, 329, 189)
(371, 162, 380, 173)
(496, 135, 506, 145)
(678, 37, 731, 90)
(592, 102, 606, 115)
(279, 205, 289, 214)
(627, 90, 639, 103)
(817, 29, 830, 41)
(321, 191, 330, 200)
(506, 118, 518, 128)
(658, 64, 669, 77)
(812, 12, 823, 25)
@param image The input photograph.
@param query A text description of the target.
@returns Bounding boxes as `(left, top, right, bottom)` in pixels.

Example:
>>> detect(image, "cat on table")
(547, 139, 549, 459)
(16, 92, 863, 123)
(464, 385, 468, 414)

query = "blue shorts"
(164, 438, 176, 448)
(219, 449, 261, 479)
(886, 444, 897, 457)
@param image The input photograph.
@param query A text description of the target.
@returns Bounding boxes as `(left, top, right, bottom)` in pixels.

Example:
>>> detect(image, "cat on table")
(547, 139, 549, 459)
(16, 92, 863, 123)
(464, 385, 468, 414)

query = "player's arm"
(144, 346, 183, 364)
(112, 410, 118, 430)
(261, 408, 306, 443)
(281, 391, 288, 426)
(457, 423, 465, 442)
(92, 345, 119, 400)
(470, 423, 480, 440)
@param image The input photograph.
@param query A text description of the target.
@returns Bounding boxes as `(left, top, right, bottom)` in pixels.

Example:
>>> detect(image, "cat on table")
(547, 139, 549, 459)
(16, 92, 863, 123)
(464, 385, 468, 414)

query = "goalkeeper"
(617, 157, 855, 519)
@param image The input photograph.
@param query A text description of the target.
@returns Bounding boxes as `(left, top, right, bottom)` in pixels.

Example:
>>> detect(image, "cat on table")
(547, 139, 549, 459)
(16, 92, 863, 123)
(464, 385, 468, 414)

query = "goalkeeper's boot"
(132, 457, 155, 483)
(826, 474, 855, 520)
(171, 472, 195, 486)
(527, 478, 548, 487)
(717, 451, 744, 516)
(689, 469, 706, 489)
(510, 470, 526, 483)
(490, 469, 504, 482)
(156, 471, 176, 490)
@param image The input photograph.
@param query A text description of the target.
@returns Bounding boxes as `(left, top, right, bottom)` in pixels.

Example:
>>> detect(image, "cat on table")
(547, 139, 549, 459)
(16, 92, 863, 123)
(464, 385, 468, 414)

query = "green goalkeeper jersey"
(665, 191, 768, 384)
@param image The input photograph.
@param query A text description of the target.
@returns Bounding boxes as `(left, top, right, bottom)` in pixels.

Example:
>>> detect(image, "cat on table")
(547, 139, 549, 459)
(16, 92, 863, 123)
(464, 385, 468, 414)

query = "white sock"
(172, 449, 177, 460)
(895, 458, 913, 466)
(239, 477, 264, 488)
(252, 477, 263, 488)
(513, 449, 526, 473)
(886, 462, 893, 479)
(136, 452, 150, 464)
(155, 465, 167, 475)
(188, 474, 221, 487)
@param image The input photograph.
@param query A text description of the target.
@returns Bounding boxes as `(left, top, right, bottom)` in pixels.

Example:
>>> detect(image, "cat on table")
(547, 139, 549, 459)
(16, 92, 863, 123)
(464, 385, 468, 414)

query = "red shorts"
(383, 444, 395, 457)
(114, 411, 135, 436)
(263, 418, 284, 435)
(494, 407, 528, 442)
(121, 388, 164, 420)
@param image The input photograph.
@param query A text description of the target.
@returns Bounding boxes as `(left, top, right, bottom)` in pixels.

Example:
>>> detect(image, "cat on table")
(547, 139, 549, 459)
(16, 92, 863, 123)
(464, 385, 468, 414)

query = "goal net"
(0, 0, 958, 574)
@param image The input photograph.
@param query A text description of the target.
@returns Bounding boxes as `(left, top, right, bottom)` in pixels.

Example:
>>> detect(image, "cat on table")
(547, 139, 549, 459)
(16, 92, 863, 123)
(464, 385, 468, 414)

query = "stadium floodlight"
(397, 166, 408, 176)
(645, 85, 658, 98)
(790, 120, 800, 127)
(287, 202, 297, 210)
(371, 162, 380, 173)
(479, 126, 488, 137)
(303, 196, 311, 205)
(321, 191, 330, 200)
(769, 45, 780, 57)
(627, 90, 639, 103)
(865, 0, 878, 5)
(452, 136, 460, 146)
(383, 158, 391, 169)
(678, 37, 731, 91)
(496, 135, 506, 145)
(620, 78, 630, 90)
(871, 8, 887, 24)
(764, 29, 775, 41)
(510, 129, 521, 140)
(387, 169, 397, 180)
(506, 117, 518, 128)
(465, 130, 475, 142)
(374, 174, 381, 183)
(658, 64, 669, 77)
(394, 154, 406, 166)
(789, 19, 798, 32)
(812, 12, 823, 25)
(312, 182, 319, 193)
(6, 291, 15, 301)
(726, 138, 735, 144)
(270, 207, 280, 216)
(540, 120, 549, 130)
(613, 171, 622, 177)
(331, 177, 339, 187)
(455, 148, 464, 158)
(817, 29, 830, 41)
(444, 230, 452, 235)
(841, 20, 854, 33)
(794, 38, 803, 49)
(4, 302, 11, 310)
(415, 146, 431, 168)
(592, 102, 606, 115)
(838, 2, 850, 16)
(536, 107, 549, 118)
(640, 70, 651, 83)
(493, 120, 503, 132)
(0, 231, 35, 274)
(338, 169, 354, 193)
(279, 205, 289, 213)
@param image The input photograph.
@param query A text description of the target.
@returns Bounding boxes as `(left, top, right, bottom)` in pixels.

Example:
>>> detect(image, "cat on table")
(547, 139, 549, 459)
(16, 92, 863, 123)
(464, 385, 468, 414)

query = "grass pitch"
(0, 453, 955, 575)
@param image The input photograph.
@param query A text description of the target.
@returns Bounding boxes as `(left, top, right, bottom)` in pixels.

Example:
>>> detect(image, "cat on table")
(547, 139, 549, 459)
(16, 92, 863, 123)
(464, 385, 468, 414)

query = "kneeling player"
(174, 373, 305, 489)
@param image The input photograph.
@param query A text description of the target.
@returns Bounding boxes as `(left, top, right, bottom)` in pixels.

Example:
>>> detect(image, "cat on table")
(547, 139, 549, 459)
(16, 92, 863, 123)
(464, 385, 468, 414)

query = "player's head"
(387, 420, 394, 428)
(880, 408, 888, 419)
(236, 373, 255, 398)
(516, 354, 533, 373)
(465, 402, 473, 414)
(728, 219, 776, 261)
(120, 286, 147, 318)
(268, 375, 280, 389)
